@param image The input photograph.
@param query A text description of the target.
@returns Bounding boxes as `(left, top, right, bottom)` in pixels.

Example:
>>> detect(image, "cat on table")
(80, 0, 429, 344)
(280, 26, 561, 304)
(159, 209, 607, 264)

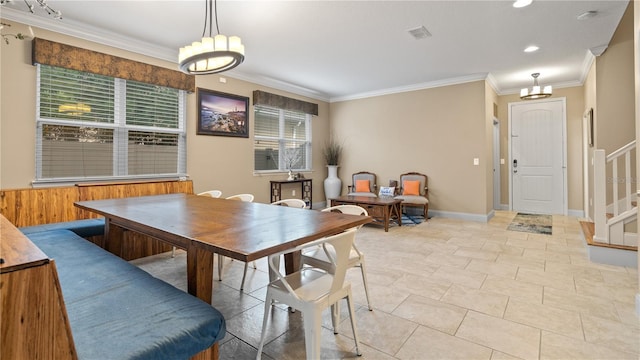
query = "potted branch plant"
(322, 139, 343, 204)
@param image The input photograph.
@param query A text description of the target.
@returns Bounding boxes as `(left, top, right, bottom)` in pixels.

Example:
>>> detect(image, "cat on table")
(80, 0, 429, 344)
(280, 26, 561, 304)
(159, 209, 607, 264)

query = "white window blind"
(254, 105, 311, 172)
(36, 64, 186, 183)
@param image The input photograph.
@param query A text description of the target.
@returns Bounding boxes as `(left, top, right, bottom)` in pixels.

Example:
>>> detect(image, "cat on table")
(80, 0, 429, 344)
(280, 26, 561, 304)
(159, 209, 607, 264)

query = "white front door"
(510, 99, 566, 214)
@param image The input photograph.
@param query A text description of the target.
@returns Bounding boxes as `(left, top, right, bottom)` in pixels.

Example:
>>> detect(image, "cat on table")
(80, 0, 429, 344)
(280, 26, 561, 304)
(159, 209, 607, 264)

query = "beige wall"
(485, 82, 499, 213)
(596, 2, 637, 216)
(584, 63, 597, 220)
(0, 20, 331, 205)
(329, 81, 490, 217)
(497, 87, 585, 214)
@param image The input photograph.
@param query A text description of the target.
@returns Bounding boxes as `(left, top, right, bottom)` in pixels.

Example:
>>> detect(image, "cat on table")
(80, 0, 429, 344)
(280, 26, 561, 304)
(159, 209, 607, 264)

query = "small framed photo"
(585, 107, 594, 147)
(197, 88, 249, 138)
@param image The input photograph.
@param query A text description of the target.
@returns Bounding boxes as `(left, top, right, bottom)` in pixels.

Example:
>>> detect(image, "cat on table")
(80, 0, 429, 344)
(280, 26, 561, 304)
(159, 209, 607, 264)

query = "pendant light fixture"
(520, 73, 552, 100)
(178, 0, 245, 75)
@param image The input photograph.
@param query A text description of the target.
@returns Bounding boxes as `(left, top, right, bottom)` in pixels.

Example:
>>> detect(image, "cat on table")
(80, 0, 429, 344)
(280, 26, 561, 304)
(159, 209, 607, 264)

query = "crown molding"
(499, 79, 585, 96)
(485, 73, 501, 95)
(330, 73, 490, 103)
(2, 7, 175, 63)
(579, 49, 596, 85)
(228, 72, 330, 103)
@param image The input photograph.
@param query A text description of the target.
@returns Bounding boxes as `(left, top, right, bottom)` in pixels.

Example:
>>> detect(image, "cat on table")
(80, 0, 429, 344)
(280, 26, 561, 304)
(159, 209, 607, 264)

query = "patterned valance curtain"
(253, 90, 318, 116)
(32, 38, 195, 92)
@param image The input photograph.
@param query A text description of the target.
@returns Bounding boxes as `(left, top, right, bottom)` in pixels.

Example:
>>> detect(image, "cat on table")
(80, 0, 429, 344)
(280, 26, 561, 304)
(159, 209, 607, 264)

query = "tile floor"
(131, 211, 639, 359)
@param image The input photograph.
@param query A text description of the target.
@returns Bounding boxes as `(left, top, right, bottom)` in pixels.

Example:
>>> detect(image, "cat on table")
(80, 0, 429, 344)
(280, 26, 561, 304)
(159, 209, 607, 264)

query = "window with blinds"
(254, 105, 311, 172)
(36, 64, 186, 183)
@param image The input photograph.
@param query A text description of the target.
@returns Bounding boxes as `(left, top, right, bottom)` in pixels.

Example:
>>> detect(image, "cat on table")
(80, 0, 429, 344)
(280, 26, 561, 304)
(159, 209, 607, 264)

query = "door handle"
(513, 159, 518, 173)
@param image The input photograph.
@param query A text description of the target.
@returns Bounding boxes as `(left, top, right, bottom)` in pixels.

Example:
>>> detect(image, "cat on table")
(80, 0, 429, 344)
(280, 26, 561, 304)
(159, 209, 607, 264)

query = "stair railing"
(593, 141, 636, 245)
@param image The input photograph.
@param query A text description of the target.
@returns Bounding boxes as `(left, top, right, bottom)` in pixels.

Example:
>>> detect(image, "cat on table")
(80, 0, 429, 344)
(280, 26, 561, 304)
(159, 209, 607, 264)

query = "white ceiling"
(1, 0, 630, 102)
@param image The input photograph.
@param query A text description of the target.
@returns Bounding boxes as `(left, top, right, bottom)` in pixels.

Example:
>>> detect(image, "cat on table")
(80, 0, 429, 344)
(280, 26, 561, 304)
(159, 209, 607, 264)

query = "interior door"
(510, 100, 565, 214)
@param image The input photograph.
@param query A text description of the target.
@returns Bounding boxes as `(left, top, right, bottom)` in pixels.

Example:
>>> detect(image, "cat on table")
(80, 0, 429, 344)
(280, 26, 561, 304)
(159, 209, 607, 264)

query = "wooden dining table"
(74, 193, 371, 303)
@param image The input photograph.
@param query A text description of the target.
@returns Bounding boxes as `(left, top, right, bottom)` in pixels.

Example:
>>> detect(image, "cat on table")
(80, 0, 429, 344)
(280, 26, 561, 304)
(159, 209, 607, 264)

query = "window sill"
(31, 175, 188, 188)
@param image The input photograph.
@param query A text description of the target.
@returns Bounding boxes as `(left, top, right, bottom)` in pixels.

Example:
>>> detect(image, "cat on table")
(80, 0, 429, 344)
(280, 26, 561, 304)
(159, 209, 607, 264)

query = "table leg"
(395, 203, 402, 227)
(186, 244, 214, 304)
(104, 219, 125, 257)
(284, 251, 301, 275)
(383, 205, 390, 232)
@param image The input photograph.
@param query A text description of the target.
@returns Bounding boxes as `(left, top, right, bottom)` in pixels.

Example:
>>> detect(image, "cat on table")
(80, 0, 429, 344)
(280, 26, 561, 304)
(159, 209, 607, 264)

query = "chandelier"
(178, 0, 245, 75)
(0, 0, 62, 19)
(520, 73, 552, 100)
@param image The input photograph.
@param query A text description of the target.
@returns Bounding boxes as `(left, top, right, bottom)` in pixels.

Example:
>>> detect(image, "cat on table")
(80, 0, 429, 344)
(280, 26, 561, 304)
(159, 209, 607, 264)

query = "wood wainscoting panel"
(0, 187, 79, 227)
(1, 180, 193, 260)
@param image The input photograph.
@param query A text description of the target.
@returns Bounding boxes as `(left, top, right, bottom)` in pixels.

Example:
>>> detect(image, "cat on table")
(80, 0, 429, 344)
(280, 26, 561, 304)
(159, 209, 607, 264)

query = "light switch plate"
(473, 158, 479, 166)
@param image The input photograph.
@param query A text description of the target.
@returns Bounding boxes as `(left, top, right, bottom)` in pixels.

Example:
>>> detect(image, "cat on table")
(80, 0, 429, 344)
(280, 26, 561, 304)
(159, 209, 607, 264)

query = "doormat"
(507, 213, 552, 235)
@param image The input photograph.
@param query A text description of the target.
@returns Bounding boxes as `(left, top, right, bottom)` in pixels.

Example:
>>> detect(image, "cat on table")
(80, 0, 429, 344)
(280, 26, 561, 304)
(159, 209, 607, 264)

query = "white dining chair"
(225, 193, 254, 202)
(233, 198, 308, 290)
(219, 193, 255, 289)
(197, 189, 222, 198)
(301, 204, 373, 310)
(271, 198, 307, 208)
(256, 229, 362, 360)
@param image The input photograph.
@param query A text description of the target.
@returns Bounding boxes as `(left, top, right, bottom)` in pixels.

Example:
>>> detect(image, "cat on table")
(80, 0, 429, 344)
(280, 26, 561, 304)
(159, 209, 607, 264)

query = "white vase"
(324, 165, 342, 205)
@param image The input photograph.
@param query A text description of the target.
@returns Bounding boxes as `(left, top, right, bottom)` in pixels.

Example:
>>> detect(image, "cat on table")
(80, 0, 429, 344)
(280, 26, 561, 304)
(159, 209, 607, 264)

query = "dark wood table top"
(332, 195, 403, 205)
(75, 193, 372, 262)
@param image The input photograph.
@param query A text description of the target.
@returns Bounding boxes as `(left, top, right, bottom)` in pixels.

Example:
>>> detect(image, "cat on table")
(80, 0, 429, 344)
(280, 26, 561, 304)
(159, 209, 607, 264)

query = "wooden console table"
(331, 195, 402, 232)
(270, 179, 313, 208)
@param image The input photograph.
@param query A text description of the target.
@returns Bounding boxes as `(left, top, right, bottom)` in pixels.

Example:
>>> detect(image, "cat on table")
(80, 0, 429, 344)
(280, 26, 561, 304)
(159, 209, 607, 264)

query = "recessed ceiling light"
(407, 26, 432, 40)
(513, 0, 532, 8)
(577, 10, 598, 20)
(524, 45, 539, 53)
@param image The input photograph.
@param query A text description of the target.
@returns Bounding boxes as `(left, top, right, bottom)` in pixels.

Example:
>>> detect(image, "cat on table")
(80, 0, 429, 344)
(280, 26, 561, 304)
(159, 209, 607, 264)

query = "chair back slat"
(271, 199, 307, 208)
(197, 190, 222, 198)
(322, 205, 368, 217)
(322, 229, 356, 294)
(225, 194, 254, 202)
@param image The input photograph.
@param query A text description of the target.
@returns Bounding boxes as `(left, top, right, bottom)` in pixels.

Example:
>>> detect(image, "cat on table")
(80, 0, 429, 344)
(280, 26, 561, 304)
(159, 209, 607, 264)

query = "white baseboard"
(568, 209, 585, 218)
(498, 205, 584, 218)
(429, 209, 493, 223)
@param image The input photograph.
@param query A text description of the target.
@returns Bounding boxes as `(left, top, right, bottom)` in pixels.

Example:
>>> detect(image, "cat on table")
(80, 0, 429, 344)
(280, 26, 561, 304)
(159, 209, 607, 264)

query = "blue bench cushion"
(28, 230, 226, 360)
(20, 218, 105, 238)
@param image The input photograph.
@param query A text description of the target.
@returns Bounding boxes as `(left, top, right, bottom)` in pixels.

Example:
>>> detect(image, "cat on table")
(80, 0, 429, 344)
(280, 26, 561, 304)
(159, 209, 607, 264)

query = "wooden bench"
(1, 214, 225, 359)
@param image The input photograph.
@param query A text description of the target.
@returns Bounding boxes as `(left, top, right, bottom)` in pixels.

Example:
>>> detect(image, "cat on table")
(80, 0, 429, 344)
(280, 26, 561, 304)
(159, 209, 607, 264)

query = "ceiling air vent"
(407, 26, 432, 40)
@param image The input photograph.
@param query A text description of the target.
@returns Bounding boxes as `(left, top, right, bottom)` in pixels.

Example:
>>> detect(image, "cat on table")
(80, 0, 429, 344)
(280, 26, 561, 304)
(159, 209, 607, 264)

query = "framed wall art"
(197, 88, 249, 138)
(585, 107, 594, 147)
